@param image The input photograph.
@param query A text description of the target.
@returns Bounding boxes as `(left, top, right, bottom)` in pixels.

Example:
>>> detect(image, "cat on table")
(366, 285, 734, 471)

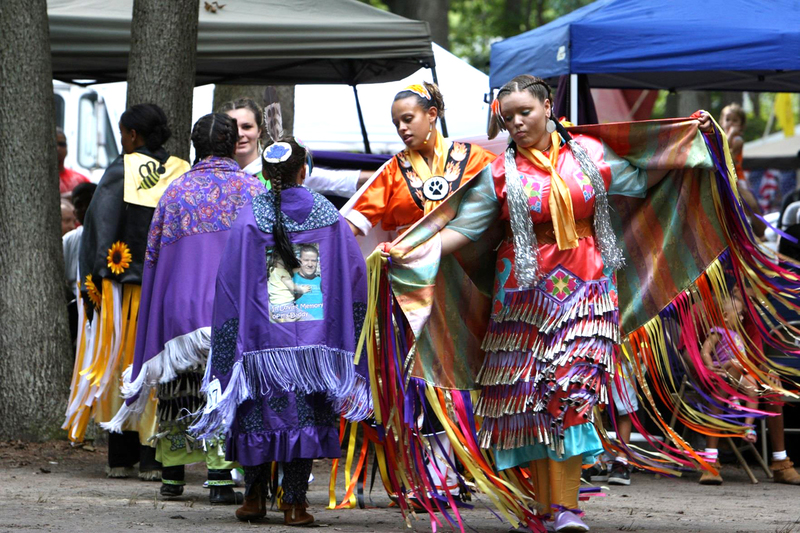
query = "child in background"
(720, 103, 746, 174)
(719, 103, 766, 238)
(700, 297, 759, 443)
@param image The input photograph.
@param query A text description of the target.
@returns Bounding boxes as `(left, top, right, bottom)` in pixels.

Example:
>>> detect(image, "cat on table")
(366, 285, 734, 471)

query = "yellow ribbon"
(517, 131, 579, 250)
(405, 129, 452, 214)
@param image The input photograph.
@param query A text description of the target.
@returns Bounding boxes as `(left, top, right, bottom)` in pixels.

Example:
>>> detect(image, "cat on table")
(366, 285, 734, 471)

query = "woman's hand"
(692, 110, 714, 133)
(376, 242, 391, 259)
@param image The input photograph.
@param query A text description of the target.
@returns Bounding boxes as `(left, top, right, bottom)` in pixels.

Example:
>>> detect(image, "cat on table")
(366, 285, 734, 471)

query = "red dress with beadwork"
(475, 134, 626, 469)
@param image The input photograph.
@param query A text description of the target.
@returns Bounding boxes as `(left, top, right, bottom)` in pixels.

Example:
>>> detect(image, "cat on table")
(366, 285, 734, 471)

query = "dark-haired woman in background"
(190, 138, 371, 526)
(101, 113, 265, 502)
(65, 103, 190, 480)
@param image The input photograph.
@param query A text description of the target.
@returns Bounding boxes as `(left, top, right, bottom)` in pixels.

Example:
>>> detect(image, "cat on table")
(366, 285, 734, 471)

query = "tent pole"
(352, 85, 372, 154)
(429, 65, 449, 137)
(570, 73, 579, 125)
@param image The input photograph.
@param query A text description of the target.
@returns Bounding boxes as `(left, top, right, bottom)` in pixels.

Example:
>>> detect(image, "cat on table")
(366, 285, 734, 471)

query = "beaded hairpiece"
(263, 142, 292, 163)
(490, 98, 505, 132)
(402, 83, 431, 100)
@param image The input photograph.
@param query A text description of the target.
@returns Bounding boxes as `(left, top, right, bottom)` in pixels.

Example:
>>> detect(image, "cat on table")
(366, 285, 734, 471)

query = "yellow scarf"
(406, 129, 451, 214)
(517, 131, 579, 250)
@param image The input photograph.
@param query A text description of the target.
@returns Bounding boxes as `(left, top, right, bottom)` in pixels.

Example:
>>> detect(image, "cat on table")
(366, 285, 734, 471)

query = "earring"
(545, 118, 557, 134)
(423, 123, 433, 145)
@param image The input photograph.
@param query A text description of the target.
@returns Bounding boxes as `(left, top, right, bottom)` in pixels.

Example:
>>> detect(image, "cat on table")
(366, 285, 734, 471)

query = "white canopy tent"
(294, 44, 491, 153)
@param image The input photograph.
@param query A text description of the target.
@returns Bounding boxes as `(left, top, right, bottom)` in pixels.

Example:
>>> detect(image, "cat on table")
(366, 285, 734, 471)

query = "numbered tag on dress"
(204, 378, 222, 414)
(423, 176, 449, 201)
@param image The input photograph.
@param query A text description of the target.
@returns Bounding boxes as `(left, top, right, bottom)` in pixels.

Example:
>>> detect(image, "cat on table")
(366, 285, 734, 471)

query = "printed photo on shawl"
(266, 243, 323, 322)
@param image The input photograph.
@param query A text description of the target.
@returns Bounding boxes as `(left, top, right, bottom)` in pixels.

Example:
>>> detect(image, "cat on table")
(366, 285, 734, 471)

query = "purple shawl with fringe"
(122, 157, 264, 412)
(189, 186, 371, 453)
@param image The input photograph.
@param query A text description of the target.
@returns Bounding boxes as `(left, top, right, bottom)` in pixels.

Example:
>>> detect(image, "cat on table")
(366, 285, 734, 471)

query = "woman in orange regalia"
(343, 81, 495, 496)
(345, 82, 495, 238)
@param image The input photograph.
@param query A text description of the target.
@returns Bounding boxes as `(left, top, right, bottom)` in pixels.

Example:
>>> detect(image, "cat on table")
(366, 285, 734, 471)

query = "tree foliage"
(449, 0, 592, 72)
(360, 0, 591, 72)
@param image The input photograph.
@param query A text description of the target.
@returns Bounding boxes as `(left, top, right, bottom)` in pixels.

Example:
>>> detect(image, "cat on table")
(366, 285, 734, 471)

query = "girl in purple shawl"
(102, 114, 265, 502)
(190, 138, 371, 526)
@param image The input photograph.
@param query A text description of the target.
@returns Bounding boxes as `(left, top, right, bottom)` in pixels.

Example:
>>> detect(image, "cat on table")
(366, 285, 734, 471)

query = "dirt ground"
(1, 440, 798, 533)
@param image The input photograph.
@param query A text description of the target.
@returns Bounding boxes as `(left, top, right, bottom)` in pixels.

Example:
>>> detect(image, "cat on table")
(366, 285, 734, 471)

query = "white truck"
(54, 81, 215, 181)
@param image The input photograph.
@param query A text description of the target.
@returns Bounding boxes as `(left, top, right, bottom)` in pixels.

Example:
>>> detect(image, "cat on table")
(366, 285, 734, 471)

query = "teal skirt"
(495, 422, 603, 470)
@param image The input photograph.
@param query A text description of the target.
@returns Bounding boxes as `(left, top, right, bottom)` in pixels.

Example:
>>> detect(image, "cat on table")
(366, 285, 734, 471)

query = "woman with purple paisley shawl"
(102, 113, 265, 503)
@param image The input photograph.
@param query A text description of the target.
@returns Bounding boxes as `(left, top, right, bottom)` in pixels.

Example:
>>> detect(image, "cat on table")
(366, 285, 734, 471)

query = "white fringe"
(189, 362, 251, 440)
(333, 374, 373, 422)
(99, 401, 134, 433)
(102, 328, 211, 432)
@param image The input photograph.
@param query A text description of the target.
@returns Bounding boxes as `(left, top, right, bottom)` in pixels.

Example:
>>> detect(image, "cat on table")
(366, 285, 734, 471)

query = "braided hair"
(262, 137, 308, 271)
(488, 75, 562, 141)
(393, 81, 446, 122)
(190, 113, 239, 164)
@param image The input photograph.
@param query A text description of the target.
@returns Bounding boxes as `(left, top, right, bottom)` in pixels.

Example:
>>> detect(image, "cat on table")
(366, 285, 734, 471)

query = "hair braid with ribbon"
(262, 137, 307, 271)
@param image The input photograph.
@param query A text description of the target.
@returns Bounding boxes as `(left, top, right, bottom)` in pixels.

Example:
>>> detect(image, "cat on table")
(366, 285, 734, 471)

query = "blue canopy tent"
(490, 0, 800, 122)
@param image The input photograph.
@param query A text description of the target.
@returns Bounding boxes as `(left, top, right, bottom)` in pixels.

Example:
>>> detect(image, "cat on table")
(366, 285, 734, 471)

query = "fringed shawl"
(190, 187, 372, 440)
(101, 157, 265, 432)
(358, 117, 800, 531)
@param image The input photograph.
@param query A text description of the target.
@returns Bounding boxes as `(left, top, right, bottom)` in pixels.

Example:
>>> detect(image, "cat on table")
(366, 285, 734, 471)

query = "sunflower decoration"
(107, 241, 132, 276)
(84, 274, 102, 309)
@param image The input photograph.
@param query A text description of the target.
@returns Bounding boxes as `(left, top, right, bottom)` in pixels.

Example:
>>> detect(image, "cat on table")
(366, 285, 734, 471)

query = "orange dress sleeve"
(351, 157, 398, 229)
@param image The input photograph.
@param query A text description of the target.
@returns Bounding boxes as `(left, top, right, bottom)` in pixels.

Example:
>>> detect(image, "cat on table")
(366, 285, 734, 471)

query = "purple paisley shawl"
(123, 157, 265, 411)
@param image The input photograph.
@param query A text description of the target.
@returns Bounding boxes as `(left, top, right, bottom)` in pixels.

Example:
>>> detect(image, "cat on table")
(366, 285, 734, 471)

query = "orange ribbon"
(517, 131, 579, 250)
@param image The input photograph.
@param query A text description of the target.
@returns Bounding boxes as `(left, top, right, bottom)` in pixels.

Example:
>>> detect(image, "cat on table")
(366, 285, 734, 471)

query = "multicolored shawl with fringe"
(189, 187, 372, 445)
(99, 157, 265, 433)
(354, 117, 800, 532)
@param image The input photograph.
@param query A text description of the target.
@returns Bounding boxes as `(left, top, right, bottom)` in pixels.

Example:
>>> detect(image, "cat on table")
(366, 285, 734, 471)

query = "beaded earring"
(423, 122, 433, 145)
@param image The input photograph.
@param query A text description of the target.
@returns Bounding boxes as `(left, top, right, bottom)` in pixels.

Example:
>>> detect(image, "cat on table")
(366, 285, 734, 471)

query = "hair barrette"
(263, 142, 292, 163)
(403, 83, 431, 100)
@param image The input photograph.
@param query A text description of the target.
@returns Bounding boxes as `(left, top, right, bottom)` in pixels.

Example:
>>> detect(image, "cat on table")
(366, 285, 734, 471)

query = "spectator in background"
(61, 198, 76, 236)
(63, 183, 97, 292)
(719, 104, 766, 239)
(63, 183, 97, 345)
(57, 128, 90, 197)
(218, 97, 371, 198)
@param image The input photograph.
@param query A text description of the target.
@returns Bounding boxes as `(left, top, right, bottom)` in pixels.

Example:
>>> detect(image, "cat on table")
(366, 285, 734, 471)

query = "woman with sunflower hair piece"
(101, 113, 265, 503)
(190, 137, 371, 526)
(64, 103, 189, 481)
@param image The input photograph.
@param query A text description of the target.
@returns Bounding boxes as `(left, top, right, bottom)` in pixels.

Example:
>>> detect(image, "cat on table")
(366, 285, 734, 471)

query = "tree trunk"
(676, 91, 711, 119)
(126, 0, 200, 161)
(212, 85, 295, 136)
(386, 0, 450, 50)
(0, 0, 73, 440)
